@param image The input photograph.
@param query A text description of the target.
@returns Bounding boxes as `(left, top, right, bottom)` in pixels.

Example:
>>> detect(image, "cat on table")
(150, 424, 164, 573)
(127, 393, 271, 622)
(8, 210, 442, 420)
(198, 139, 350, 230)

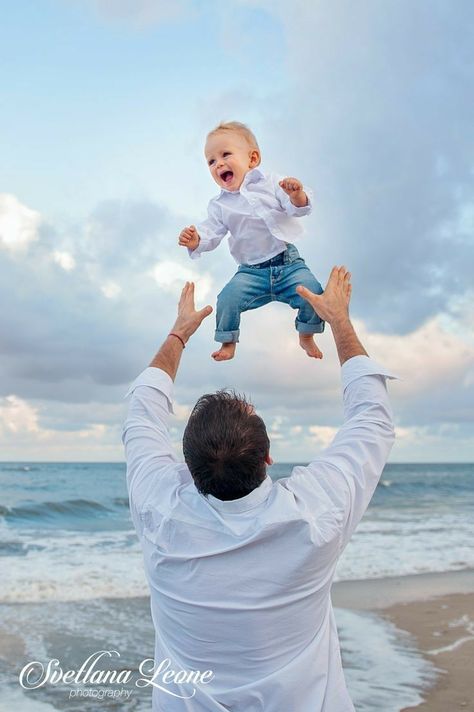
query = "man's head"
(183, 389, 270, 501)
(205, 121, 261, 192)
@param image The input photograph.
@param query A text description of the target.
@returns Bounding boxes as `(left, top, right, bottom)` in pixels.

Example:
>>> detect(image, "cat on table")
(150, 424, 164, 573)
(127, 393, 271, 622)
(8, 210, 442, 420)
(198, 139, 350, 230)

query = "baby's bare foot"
(299, 334, 323, 359)
(212, 343, 236, 361)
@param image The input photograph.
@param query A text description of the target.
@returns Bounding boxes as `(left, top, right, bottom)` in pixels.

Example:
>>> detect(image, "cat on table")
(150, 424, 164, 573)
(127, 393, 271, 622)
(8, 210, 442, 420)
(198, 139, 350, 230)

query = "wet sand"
(333, 569, 474, 711)
(386, 593, 474, 712)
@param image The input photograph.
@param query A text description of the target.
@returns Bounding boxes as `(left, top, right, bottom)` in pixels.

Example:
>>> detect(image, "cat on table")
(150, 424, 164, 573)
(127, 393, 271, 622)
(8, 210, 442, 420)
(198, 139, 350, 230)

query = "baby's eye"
(208, 159, 215, 166)
(223, 152, 231, 157)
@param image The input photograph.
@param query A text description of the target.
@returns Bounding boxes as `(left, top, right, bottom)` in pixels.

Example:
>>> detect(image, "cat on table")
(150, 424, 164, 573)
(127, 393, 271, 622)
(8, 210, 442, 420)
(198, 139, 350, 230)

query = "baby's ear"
(249, 149, 261, 167)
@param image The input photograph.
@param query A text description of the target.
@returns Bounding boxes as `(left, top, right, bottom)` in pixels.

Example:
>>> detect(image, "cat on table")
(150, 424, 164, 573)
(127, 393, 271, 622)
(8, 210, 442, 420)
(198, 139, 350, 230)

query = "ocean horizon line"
(1, 460, 473, 466)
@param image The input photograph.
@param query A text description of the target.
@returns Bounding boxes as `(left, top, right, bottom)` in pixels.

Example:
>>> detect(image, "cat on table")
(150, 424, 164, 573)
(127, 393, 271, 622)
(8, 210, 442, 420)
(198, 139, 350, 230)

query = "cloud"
(53, 250, 76, 271)
(0, 195, 204, 401)
(0, 395, 39, 434)
(309, 425, 338, 449)
(82, 0, 194, 28)
(390, 422, 474, 462)
(0, 393, 124, 461)
(150, 260, 213, 302)
(0, 194, 41, 253)
(101, 280, 121, 299)
(2, 197, 473, 460)
(232, 0, 474, 334)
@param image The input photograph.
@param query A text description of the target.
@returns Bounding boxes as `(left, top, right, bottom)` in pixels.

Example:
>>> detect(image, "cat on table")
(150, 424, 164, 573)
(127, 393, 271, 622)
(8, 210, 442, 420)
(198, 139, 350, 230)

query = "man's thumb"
(297, 285, 320, 303)
(199, 305, 213, 320)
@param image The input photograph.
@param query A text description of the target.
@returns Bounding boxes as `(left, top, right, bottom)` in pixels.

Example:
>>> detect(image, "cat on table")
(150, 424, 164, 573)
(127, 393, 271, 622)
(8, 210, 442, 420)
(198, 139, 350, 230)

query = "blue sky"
(1, 0, 473, 462)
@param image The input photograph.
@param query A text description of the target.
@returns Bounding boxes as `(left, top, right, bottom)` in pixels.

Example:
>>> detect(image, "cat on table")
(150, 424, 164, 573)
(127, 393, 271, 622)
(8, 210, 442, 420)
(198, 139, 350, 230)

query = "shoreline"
(331, 567, 474, 610)
(385, 593, 474, 712)
(333, 569, 474, 711)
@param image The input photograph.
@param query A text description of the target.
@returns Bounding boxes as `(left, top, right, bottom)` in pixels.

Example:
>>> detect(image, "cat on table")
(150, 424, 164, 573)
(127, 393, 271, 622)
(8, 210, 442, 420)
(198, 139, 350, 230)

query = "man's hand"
(149, 282, 212, 380)
(297, 267, 367, 366)
(172, 282, 213, 345)
(279, 177, 308, 207)
(179, 225, 200, 251)
(297, 266, 351, 326)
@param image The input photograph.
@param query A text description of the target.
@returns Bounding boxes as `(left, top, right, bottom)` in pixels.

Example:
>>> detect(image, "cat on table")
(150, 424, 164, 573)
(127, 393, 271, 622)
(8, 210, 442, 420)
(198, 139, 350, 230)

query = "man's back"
(138, 466, 346, 710)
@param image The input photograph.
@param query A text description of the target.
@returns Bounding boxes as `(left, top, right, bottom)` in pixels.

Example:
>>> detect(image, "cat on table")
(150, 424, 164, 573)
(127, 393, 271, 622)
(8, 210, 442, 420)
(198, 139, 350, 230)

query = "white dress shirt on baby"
(188, 167, 313, 265)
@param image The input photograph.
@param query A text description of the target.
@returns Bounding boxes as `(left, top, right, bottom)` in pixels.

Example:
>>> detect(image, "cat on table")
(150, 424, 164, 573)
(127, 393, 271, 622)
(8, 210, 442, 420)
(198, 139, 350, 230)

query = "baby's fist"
(279, 177, 303, 195)
(179, 225, 200, 251)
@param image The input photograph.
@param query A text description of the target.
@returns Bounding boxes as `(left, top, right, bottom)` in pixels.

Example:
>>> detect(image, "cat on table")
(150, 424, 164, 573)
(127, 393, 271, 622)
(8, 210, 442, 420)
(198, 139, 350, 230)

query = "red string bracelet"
(169, 332, 186, 349)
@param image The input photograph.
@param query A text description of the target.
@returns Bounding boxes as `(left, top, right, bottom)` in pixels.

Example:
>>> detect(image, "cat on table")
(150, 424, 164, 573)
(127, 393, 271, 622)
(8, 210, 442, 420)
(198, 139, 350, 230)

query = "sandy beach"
(333, 569, 474, 711)
(387, 594, 474, 712)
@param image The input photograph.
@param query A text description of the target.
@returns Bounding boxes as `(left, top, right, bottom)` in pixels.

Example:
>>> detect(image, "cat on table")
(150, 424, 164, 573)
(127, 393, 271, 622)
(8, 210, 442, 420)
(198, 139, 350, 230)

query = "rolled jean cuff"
(295, 320, 325, 335)
(215, 329, 240, 343)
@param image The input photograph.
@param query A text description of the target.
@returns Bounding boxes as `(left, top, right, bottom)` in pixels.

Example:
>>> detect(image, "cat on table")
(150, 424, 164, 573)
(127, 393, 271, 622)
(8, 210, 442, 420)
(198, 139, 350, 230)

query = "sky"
(1, 0, 473, 462)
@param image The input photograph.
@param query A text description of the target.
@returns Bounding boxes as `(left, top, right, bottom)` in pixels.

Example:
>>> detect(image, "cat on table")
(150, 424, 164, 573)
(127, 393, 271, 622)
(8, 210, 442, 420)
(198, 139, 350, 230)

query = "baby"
(178, 121, 324, 361)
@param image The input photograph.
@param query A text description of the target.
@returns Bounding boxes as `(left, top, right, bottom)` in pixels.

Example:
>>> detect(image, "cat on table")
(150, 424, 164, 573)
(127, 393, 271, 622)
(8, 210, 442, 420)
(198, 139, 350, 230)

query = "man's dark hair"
(183, 390, 270, 501)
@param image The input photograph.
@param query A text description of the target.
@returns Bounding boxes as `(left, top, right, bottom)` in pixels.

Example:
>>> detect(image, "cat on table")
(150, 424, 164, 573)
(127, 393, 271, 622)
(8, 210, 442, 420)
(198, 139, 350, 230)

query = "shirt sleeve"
(188, 199, 229, 260)
(122, 367, 181, 521)
(283, 355, 397, 552)
(272, 173, 313, 217)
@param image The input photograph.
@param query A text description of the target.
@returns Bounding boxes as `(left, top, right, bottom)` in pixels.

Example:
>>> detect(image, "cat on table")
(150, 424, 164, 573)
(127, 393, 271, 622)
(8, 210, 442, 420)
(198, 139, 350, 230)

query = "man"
(123, 267, 396, 711)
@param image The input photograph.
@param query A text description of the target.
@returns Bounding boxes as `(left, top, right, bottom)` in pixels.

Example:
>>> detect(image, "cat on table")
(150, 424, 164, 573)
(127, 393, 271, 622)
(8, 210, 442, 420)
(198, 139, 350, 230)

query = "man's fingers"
(326, 265, 348, 289)
(178, 281, 189, 307)
(185, 282, 195, 305)
(337, 266, 347, 285)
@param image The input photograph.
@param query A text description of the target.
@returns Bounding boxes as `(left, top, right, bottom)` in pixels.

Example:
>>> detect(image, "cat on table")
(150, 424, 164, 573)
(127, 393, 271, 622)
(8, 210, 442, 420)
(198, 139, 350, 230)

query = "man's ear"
(265, 452, 273, 466)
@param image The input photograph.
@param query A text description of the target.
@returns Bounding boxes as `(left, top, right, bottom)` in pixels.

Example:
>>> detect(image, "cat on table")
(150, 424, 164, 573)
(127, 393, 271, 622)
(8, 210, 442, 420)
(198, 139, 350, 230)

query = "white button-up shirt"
(123, 355, 396, 711)
(189, 167, 313, 265)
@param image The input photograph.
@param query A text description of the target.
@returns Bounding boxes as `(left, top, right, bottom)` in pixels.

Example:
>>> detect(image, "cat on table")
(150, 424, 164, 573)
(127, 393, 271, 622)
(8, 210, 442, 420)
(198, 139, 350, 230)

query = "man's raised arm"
(122, 284, 212, 519)
(291, 268, 397, 551)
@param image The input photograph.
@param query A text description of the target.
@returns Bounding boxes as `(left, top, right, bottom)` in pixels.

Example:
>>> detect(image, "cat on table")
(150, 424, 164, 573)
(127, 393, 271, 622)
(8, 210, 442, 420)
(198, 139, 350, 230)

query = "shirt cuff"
(341, 354, 399, 390)
(187, 235, 209, 260)
(282, 189, 313, 217)
(188, 247, 201, 260)
(124, 366, 175, 413)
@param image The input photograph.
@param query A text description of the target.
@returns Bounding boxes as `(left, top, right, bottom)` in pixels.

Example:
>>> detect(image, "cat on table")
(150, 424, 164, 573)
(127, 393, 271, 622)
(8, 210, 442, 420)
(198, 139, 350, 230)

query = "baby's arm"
(178, 201, 228, 260)
(273, 174, 313, 217)
(279, 177, 309, 208)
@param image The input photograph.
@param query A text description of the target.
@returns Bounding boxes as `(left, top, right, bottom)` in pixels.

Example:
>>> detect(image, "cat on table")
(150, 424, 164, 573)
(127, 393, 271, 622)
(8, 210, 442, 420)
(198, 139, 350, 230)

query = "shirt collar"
(218, 166, 266, 196)
(204, 474, 273, 513)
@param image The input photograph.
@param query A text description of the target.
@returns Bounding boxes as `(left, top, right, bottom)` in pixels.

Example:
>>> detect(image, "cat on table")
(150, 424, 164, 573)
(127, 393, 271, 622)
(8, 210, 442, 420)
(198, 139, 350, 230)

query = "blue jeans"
(215, 244, 325, 343)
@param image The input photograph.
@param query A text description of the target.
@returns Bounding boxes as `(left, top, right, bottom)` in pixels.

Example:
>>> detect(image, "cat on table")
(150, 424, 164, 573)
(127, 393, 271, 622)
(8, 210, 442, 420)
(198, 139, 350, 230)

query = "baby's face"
(205, 132, 259, 192)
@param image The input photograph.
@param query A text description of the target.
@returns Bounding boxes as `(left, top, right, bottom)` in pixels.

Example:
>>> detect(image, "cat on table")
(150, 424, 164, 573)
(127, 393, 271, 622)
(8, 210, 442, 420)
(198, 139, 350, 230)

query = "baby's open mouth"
(220, 170, 233, 184)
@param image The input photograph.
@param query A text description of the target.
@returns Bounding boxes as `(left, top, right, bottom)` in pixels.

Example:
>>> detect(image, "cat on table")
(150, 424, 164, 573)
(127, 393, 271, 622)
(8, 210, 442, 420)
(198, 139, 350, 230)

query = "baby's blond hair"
(207, 121, 261, 164)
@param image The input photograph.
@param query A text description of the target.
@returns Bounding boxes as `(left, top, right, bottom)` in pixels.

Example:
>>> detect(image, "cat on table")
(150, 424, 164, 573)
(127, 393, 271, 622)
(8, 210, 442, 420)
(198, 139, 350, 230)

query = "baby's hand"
(279, 177, 303, 195)
(279, 177, 308, 207)
(179, 225, 200, 251)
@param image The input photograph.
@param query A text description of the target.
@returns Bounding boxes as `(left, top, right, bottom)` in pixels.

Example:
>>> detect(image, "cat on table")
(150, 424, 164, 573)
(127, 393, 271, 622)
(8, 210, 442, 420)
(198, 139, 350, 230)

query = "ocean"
(1, 462, 473, 711)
